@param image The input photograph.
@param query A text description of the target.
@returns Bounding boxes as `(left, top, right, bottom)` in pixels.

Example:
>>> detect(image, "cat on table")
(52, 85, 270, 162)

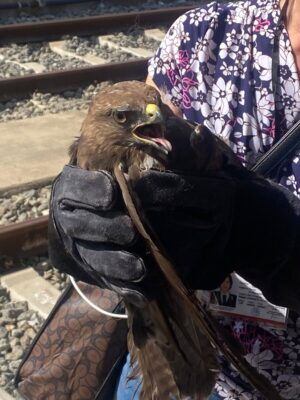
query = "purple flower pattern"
(148, 0, 300, 183)
(148, 0, 300, 398)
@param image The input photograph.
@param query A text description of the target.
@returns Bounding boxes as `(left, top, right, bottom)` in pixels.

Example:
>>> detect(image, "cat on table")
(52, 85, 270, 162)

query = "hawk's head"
(70, 81, 173, 172)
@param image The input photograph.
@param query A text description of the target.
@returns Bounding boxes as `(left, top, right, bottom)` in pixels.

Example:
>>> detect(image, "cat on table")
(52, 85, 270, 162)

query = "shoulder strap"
(251, 119, 300, 176)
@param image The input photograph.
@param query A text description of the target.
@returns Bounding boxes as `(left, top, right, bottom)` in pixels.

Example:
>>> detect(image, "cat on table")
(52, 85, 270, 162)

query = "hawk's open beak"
(132, 103, 172, 154)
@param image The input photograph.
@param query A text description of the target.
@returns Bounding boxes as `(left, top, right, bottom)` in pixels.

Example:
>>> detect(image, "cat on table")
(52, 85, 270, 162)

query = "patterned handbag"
(15, 281, 128, 400)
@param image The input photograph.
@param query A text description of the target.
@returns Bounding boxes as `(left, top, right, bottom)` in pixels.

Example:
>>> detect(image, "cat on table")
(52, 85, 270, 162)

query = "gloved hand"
(49, 165, 238, 302)
(49, 165, 146, 304)
(49, 164, 300, 308)
(131, 168, 300, 291)
(132, 168, 300, 312)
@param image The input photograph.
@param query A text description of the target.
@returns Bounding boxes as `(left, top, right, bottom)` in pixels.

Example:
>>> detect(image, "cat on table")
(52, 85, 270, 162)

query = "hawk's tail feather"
(127, 302, 181, 400)
(127, 296, 217, 399)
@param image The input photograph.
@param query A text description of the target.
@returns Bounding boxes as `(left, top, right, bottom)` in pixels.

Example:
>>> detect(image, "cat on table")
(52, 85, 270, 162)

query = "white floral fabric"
(146, 0, 300, 398)
(148, 0, 300, 196)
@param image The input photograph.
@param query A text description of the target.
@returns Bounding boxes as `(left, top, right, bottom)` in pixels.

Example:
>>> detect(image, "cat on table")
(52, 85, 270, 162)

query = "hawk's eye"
(113, 111, 127, 124)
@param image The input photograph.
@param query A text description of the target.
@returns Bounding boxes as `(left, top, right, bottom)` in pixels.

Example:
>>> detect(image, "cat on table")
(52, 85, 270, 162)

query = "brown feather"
(114, 164, 283, 400)
(70, 80, 283, 400)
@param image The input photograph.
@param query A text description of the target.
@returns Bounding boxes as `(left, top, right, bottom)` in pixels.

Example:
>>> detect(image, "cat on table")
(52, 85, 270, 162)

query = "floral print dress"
(148, 0, 300, 196)
(116, 1, 300, 399)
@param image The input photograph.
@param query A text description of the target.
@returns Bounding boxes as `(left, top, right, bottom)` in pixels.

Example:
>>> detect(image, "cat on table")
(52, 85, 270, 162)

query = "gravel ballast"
(0, 30, 147, 79)
(63, 34, 139, 62)
(0, 0, 196, 25)
(0, 283, 44, 398)
(0, 185, 51, 225)
(0, 60, 34, 79)
(109, 29, 162, 52)
(0, 81, 110, 123)
(0, 27, 156, 121)
(0, 42, 89, 72)
(0, 254, 68, 399)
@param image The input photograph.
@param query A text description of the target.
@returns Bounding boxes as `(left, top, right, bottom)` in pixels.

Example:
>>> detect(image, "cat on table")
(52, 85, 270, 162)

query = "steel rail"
(0, 5, 196, 44)
(0, 0, 94, 10)
(0, 58, 148, 101)
(0, 216, 48, 257)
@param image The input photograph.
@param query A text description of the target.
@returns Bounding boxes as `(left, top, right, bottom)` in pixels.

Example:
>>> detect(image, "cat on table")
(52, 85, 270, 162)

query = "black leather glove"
(49, 164, 300, 309)
(49, 165, 148, 304)
(49, 165, 238, 301)
(132, 168, 300, 289)
(132, 168, 300, 312)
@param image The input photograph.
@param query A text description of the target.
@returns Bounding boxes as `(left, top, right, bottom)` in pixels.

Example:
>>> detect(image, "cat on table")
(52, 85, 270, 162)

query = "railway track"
(0, 0, 100, 10)
(0, 6, 194, 44)
(0, 7, 182, 251)
(0, 6, 195, 101)
(0, 178, 67, 399)
(0, 59, 148, 101)
(0, 0, 197, 25)
(0, 5, 202, 259)
(0, 181, 63, 399)
(0, 5, 199, 398)
(0, 216, 48, 259)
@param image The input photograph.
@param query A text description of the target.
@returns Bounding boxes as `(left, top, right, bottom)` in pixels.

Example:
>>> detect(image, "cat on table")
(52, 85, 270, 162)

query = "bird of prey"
(69, 81, 238, 174)
(69, 81, 224, 399)
(68, 81, 284, 400)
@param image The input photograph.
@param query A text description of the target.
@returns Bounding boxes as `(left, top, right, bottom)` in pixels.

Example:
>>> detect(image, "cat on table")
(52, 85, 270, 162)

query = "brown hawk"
(68, 80, 280, 400)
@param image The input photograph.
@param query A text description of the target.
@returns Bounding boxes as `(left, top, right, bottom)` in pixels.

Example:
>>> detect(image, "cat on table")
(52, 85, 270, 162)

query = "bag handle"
(251, 119, 300, 176)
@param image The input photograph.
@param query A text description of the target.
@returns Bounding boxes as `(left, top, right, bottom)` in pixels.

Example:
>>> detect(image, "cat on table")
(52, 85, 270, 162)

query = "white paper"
(198, 273, 288, 329)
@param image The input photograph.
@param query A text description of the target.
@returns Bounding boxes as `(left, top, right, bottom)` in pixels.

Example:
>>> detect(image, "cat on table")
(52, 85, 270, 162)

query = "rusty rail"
(0, 216, 48, 258)
(0, 6, 195, 44)
(0, 58, 148, 101)
(0, 6, 197, 99)
(0, 6, 198, 257)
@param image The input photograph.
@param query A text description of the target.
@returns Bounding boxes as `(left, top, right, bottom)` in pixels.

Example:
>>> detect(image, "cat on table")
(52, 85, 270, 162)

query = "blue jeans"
(115, 353, 220, 399)
(115, 353, 141, 400)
